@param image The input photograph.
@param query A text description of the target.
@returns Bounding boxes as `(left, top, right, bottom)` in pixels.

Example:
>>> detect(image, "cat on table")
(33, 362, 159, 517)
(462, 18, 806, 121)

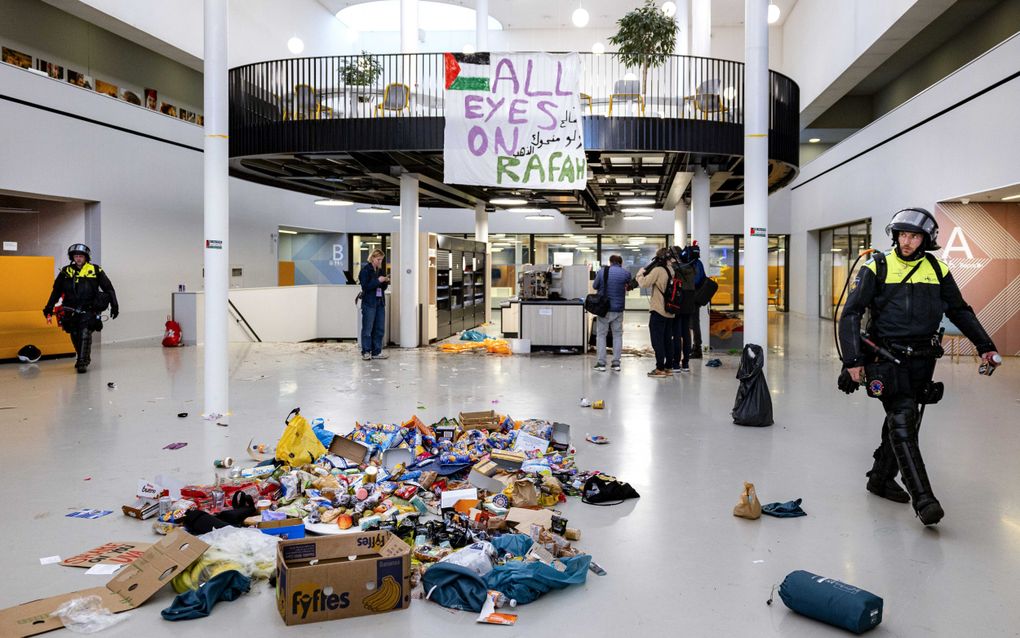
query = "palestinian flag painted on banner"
(444, 52, 490, 91)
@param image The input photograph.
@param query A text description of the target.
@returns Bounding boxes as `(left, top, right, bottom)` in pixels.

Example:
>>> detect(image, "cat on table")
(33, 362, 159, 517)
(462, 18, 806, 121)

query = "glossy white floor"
(1, 312, 1017, 637)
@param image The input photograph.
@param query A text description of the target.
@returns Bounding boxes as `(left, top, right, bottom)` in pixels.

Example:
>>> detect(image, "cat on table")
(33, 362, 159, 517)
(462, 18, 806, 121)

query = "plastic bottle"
(491, 591, 517, 608)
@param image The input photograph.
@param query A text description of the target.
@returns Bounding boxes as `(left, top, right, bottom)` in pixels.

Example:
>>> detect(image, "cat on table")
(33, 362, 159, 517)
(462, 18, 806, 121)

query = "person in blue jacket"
(686, 242, 707, 359)
(591, 254, 633, 372)
(358, 249, 390, 360)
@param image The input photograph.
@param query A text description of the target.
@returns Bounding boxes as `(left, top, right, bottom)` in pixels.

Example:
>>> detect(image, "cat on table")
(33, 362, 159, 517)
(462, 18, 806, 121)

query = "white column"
(691, 166, 711, 355)
(691, 0, 711, 57)
(399, 174, 420, 347)
(203, 0, 228, 419)
(743, 0, 768, 351)
(673, 201, 688, 247)
(675, 0, 690, 56)
(475, 203, 490, 322)
(475, 0, 489, 52)
(400, 0, 419, 53)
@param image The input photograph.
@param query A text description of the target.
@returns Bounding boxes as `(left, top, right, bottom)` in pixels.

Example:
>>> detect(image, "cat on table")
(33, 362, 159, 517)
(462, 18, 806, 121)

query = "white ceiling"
(320, 0, 798, 30)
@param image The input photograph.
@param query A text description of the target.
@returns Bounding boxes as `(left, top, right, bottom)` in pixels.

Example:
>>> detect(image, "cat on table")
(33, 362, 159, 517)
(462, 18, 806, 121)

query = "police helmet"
(67, 243, 91, 261)
(18, 344, 42, 363)
(885, 208, 940, 250)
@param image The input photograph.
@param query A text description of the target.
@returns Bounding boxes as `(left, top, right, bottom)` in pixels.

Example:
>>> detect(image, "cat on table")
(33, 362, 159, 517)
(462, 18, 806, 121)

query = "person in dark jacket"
(838, 207, 1000, 526)
(666, 247, 698, 373)
(636, 248, 675, 378)
(687, 242, 707, 358)
(591, 254, 633, 372)
(43, 243, 118, 373)
(358, 249, 390, 360)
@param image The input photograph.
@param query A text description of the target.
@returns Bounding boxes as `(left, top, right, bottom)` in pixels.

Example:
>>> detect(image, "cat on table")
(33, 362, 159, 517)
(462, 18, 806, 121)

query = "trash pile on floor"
(0, 407, 627, 633)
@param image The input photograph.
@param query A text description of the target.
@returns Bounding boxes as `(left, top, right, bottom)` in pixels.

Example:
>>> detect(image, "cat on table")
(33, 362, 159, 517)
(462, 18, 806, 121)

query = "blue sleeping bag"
(778, 570, 883, 634)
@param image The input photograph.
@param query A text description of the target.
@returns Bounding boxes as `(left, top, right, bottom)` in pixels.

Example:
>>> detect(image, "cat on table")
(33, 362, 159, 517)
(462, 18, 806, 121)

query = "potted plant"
(608, 0, 677, 94)
(340, 50, 383, 102)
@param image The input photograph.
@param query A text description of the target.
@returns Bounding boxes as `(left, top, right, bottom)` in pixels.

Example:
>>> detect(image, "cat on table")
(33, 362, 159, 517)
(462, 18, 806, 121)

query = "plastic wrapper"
(173, 527, 280, 593)
(50, 596, 129, 634)
(439, 541, 497, 577)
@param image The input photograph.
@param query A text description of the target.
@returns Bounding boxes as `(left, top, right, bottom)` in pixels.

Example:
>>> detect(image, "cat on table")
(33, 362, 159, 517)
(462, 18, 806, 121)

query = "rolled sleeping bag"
(778, 570, 883, 634)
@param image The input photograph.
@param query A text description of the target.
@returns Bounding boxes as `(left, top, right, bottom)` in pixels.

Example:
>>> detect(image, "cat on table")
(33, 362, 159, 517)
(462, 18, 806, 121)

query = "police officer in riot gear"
(838, 208, 1000, 526)
(43, 244, 119, 373)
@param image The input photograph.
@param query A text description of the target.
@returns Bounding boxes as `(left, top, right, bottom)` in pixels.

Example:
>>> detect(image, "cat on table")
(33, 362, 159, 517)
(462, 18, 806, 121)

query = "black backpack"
(663, 264, 695, 314)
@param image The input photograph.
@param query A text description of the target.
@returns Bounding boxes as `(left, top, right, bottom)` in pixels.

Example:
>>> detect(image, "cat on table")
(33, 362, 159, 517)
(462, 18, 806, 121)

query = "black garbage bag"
(731, 343, 774, 427)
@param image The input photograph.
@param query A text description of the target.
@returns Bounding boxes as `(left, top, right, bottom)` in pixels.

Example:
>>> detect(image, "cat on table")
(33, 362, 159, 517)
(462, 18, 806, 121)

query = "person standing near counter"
(358, 249, 389, 361)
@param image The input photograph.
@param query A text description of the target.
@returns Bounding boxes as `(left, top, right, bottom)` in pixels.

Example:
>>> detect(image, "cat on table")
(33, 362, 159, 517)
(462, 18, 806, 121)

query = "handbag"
(581, 473, 640, 505)
(583, 266, 611, 317)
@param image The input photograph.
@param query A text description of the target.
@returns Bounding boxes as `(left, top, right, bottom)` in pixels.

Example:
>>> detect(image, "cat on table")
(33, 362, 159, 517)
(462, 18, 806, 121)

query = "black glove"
(110, 305, 119, 319)
(43, 307, 53, 318)
(837, 368, 859, 394)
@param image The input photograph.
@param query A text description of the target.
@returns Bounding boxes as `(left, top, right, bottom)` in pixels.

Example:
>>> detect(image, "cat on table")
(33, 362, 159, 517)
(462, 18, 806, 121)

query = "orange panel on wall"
(278, 260, 295, 286)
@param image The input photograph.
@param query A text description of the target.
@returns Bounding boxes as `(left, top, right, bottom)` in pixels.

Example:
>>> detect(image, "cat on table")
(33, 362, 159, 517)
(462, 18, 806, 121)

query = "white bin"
(509, 338, 531, 354)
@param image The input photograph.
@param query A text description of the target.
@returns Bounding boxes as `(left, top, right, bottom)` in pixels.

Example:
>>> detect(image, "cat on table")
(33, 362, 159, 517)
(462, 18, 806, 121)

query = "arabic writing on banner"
(443, 52, 586, 189)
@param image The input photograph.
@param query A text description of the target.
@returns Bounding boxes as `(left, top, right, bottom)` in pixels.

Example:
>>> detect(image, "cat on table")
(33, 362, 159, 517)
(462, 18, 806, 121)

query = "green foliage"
(340, 50, 383, 86)
(608, 0, 678, 74)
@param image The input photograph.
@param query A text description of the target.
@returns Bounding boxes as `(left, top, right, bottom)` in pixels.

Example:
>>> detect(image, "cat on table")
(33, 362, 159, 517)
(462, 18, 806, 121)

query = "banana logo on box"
(362, 576, 402, 613)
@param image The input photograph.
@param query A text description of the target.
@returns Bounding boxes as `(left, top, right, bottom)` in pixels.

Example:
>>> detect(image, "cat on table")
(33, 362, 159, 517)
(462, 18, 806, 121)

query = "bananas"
(362, 575, 402, 612)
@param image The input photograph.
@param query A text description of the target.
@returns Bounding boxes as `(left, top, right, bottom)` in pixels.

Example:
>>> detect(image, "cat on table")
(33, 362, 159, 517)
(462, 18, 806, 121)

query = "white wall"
(0, 200, 85, 273)
(780, 0, 917, 108)
(0, 63, 346, 342)
(787, 33, 1020, 316)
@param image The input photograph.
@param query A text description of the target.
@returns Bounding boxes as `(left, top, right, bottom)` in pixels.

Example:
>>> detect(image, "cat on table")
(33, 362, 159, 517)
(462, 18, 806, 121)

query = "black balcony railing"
(229, 52, 799, 165)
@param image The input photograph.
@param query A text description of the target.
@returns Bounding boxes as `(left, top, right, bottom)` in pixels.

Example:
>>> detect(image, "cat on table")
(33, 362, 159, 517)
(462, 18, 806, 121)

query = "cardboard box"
(434, 421, 458, 441)
(468, 466, 515, 495)
(122, 497, 159, 520)
(550, 422, 571, 451)
(328, 436, 372, 465)
(258, 518, 306, 540)
(490, 450, 525, 471)
(381, 446, 413, 471)
(60, 542, 151, 568)
(275, 531, 410, 625)
(459, 410, 500, 431)
(0, 530, 207, 637)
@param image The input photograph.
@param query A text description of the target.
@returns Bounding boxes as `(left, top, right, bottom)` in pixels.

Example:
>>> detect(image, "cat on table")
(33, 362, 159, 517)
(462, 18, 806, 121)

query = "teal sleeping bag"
(778, 570, 883, 634)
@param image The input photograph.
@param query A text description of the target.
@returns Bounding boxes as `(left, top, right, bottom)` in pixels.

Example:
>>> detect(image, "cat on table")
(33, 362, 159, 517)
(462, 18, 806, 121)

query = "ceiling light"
(661, 1, 677, 18)
(512, 207, 542, 213)
(625, 215, 653, 220)
(591, 42, 605, 55)
(619, 197, 655, 205)
(489, 197, 527, 206)
(462, 43, 476, 54)
(560, 244, 578, 249)
(628, 236, 648, 242)
(287, 36, 305, 54)
(1001, 193, 1020, 201)
(767, 3, 780, 24)
(391, 215, 422, 219)
(808, 138, 821, 143)
(0, 207, 38, 214)
(572, 5, 589, 28)
(622, 207, 655, 214)
(723, 86, 736, 100)
(278, 229, 298, 235)
(358, 206, 390, 213)
(830, 248, 844, 252)
(314, 198, 353, 206)
(525, 214, 554, 221)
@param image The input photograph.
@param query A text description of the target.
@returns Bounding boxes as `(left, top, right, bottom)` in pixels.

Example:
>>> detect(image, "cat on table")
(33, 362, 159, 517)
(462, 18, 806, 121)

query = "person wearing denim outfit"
(358, 249, 390, 360)
(592, 255, 632, 372)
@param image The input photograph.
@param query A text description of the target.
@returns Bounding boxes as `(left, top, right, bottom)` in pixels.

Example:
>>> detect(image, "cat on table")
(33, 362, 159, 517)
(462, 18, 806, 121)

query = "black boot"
(76, 327, 92, 373)
(865, 446, 909, 503)
(889, 408, 943, 525)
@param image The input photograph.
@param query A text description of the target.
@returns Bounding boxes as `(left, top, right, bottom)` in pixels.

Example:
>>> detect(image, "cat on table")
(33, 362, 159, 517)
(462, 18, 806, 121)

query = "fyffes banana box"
(276, 530, 411, 625)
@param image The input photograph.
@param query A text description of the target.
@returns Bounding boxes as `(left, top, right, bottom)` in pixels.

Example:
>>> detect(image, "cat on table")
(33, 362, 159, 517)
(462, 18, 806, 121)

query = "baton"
(860, 334, 901, 365)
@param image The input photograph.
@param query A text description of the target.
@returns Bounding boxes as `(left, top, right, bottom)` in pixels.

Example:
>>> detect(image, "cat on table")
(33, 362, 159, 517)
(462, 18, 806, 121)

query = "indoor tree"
(608, 0, 678, 94)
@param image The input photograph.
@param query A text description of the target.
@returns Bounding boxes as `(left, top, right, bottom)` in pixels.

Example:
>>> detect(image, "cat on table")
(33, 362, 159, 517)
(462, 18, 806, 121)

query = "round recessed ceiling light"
(591, 42, 605, 55)
(525, 214, 554, 221)
(357, 206, 390, 213)
(287, 36, 305, 54)
(489, 197, 528, 206)
(314, 198, 353, 206)
(768, 3, 781, 24)
(572, 6, 589, 27)
(618, 197, 655, 206)
(625, 215, 653, 221)
(462, 43, 476, 55)
(808, 138, 821, 143)
(622, 207, 655, 214)
(661, 1, 677, 18)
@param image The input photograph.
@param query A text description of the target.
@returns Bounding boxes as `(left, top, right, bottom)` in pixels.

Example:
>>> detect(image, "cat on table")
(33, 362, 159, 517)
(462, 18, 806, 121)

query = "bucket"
(509, 338, 531, 354)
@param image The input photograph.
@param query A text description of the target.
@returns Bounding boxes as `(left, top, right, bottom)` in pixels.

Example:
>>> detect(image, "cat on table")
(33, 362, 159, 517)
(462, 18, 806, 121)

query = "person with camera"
(838, 208, 1000, 526)
(42, 243, 119, 373)
(666, 247, 698, 373)
(359, 249, 390, 361)
(686, 242, 708, 358)
(636, 247, 675, 378)
(592, 254, 633, 372)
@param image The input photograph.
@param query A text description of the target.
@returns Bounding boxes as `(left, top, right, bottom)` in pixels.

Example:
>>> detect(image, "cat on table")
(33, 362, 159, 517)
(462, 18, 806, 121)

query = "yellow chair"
(375, 83, 410, 116)
(285, 84, 321, 120)
(608, 79, 645, 117)
(579, 92, 593, 114)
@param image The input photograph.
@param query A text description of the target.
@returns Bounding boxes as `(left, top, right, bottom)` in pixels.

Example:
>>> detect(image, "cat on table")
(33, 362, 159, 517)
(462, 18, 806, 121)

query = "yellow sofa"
(0, 256, 74, 360)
